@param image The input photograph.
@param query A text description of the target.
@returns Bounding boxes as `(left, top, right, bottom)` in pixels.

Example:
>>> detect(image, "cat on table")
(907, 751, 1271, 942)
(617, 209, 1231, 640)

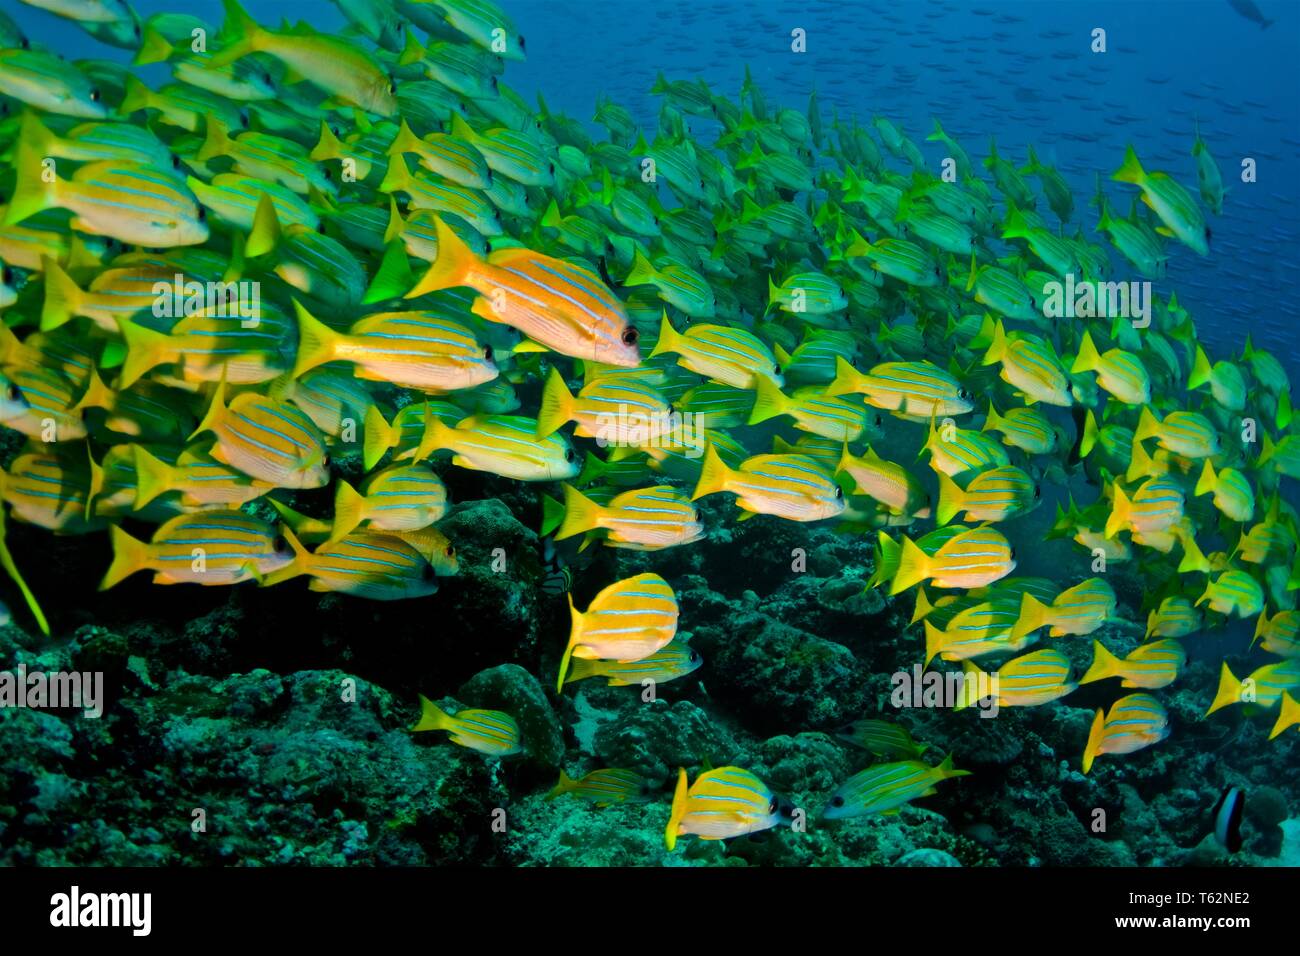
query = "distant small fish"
(1227, 0, 1274, 29)
(410, 694, 522, 757)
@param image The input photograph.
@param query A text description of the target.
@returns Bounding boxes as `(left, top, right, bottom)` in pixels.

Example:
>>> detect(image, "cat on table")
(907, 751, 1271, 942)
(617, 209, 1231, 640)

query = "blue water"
(13, 0, 1300, 383)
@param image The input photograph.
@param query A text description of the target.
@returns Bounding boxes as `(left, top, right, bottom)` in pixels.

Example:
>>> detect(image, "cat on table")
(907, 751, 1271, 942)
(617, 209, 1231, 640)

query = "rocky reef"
(2, 489, 1295, 867)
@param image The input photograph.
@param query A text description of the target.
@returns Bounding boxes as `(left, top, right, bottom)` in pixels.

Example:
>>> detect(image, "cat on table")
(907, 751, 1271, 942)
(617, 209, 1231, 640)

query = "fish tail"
(1001, 200, 1029, 239)
(953, 660, 982, 710)
(541, 198, 562, 228)
(362, 240, 415, 305)
(747, 376, 788, 426)
(824, 354, 861, 397)
(291, 300, 341, 379)
(1080, 640, 1123, 685)
(189, 375, 228, 441)
(100, 525, 149, 591)
(408, 215, 476, 298)
(1103, 485, 1131, 539)
(414, 407, 454, 460)
(556, 593, 582, 693)
(246, 193, 282, 258)
(1177, 528, 1210, 573)
(982, 400, 1001, 433)
(934, 470, 965, 526)
(536, 366, 575, 439)
(261, 526, 310, 588)
(4, 140, 58, 227)
(1258, 431, 1275, 466)
(938, 753, 972, 779)
(1194, 460, 1218, 497)
(1070, 329, 1101, 374)
(546, 770, 576, 800)
(1082, 708, 1105, 774)
(387, 118, 424, 158)
(309, 120, 345, 162)
(889, 535, 930, 595)
(196, 115, 233, 164)
(1011, 592, 1053, 640)
(555, 482, 604, 540)
(1269, 692, 1300, 740)
(133, 21, 175, 65)
(1079, 409, 1100, 458)
(208, 0, 263, 67)
(267, 498, 311, 534)
(409, 693, 451, 733)
(378, 153, 413, 200)
(1188, 345, 1212, 389)
(362, 405, 396, 471)
(665, 767, 689, 851)
(330, 480, 367, 543)
(0, 508, 49, 636)
(115, 317, 174, 389)
(1276, 389, 1292, 430)
(648, 311, 680, 359)
(1252, 607, 1271, 647)
(71, 367, 114, 414)
(564, 657, 599, 684)
(17, 113, 57, 166)
(910, 587, 934, 625)
(922, 620, 947, 666)
(1112, 144, 1146, 186)
(118, 75, 153, 115)
(691, 443, 732, 500)
(132, 445, 177, 510)
(625, 247, 657, 287)
(39, 257, 84, 331)
(1205, 662, 1243, 716)
(980, 316, 1008, 366)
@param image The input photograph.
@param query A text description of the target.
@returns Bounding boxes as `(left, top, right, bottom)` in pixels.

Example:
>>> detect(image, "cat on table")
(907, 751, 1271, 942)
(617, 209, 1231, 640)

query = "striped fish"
(266, 528, 437, 600)
(450, 115, 553, 188)
(1207, 659, 1300, 715)
(379, 157, 502, 236)
(891, 525, 1016, 594)
(981, 321, 1072, 407)
(39, 259, 176, 333)
(0, 447, 104, 533)
(1146, 595, 1202, 639)
(651, 315, 780, 390)
(331, 463, 449, 540)
(823, 755, 970, 819)
(536, 367, 671, 443)
(923, 596, 1028, 663)
(1105, 476, 1185, 538)
(555, 483, 702, 550)
(833, 719, 928, 759)
(99, 510, 292, 588)
(274, 369, 375, 439)
(845, 234, 940, 287)
(778, 330, 859, 386)
(1194, 461, 1254, 523)
(1011, 577, 1116, 639)
(546, 768, 653, 806)
(957, 648, 1076, 708)
(0, 47, 108, 118)
(556, 572, 679, 690)
(836, 444, 930, 517)
(1134, 406, 1220, 459)
(410, 695, 522, 757)
(625, 250, 715, 319)
(5, 159, 209, 248)
(418, 413, 578, 482)
(387, 120, 493, 190)
(1083, 693, 1170, 773)
(936, 464, 1038, 525)
(292, 303, 496, 394)
(409, 217, 638, 367)
(1071, 330, 1151, 405)
(748, 379, 872, 442)
(132, 444, 273, 511)
(693, 446, 844, 523)
(116, 305, 295, 388)
(676, 382, 755, 429)
(191, 379, 329, 489)
(1196, 569, 1264, 618)
(827, 356, 973, 419)
(562, 639, 701, 687)
(665, 766, 787, 849)
(188, 173, 318, 234)
(1254, 608, 1300, 658)
(1081, 639, 1185, 689)
(982, 402, 1057, 455)
(196, 119, 335, 195)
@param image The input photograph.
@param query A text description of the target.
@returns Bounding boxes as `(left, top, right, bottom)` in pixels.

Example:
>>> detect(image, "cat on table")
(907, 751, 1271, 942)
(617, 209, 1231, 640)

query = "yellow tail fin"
(934, 470, 965, 526)
(1011, 592, 1054, 640)
(691, 443, 732, 501)
(39, 258, 84, 331)
(746, 376, 788, 426)
(889, 535, 931, 595)
(554, 482, 605, 541)
(556, 593, 584, 693)
(362, 405, 397, 471)
(923, 619, 948, 666)
(1079, 640, 1123, 685)
(1082, 708, 1106, 774)
(291, 300, 341, 379)
(1103, 485, 1131, 539)
(410, 693, 451, 733)
(330, 480, 367, 542)
(1070, 329, 1102, 375)
(407, 215, 478, 298)
(536, 366, 575, 439)
(132, 445, 177, 510)
(1269, 691, 1300, 740)
(1204, 662, 1243, 716)
(665, 767, 690, 851)
(545, 769, 577, 800)
(116, 317, 175, 389)
(99, 525, 149, 590)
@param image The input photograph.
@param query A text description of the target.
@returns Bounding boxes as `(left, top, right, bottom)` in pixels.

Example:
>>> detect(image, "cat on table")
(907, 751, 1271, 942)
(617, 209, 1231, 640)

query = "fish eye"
(1, 267, 11, 285)
(519, 35, 526, 52)
(134, 22, 141, 37)
(835, 486, 844, 500)
(768, 797, 780, 814)
(272, 535, 288, 554)
(6, 384, 20, 402)
(322, 454, 331, 469)
(773, 363, 781, 375)
(445, 544, 455, 557)
(693, 508, 702, 522)
(317, 222, 327, 235)
(19, 36, 28, 49)
(89, 88, 101, 102)
(483, 344, 494, 361)
(621, 326, 639, 347)
(549, 163, 555, 176)
(831, 795, 846, 808)
(330, 125, 341, 137)
(171, 154, 181, 169)
(197, 206, 207, 222)
(1009, 547, 1017, 561)
(1033, 484, 1041, 499)
(688, 650, 700, 663)
(564, 448, 575, 462)
(422, 561, 437, 581)
(490, 76, 499, 92)
(323, 167, 333, 181)
(958, 388, 972, 401)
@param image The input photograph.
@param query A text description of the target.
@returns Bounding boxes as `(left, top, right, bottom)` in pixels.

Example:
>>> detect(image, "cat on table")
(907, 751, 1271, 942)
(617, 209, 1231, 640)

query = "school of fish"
(1, 0, 1297, 852)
